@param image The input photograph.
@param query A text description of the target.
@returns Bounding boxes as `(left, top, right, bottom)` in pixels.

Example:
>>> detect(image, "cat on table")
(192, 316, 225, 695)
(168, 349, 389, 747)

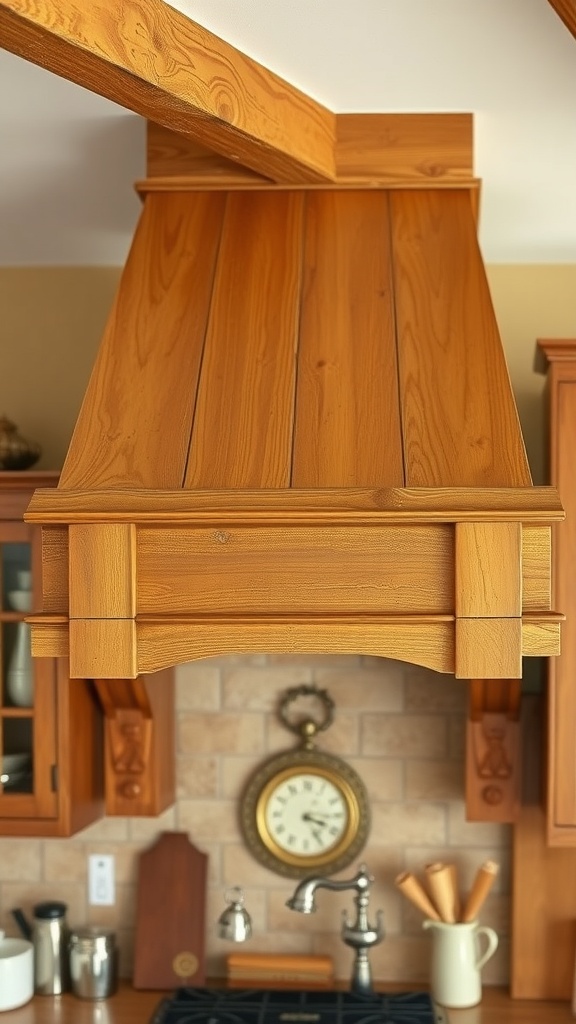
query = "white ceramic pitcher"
(423, 918, 498, 1008)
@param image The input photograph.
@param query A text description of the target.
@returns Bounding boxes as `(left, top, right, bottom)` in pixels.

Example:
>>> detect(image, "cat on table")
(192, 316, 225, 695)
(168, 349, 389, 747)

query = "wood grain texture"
(391, 190, 532, 487)
(146, 122, 270, 183)
(136, 619, 455, 675)
(547, 0, 576, 40)
(94, 668, 175, 816)
(292, 191, 404, 487)
(137, 525, 453, 615)
(133, 832, 207, 989)
(0, 476, 104, 837)
(466, 681, 522, 824)
(68, 524, 136, 618)
(31, 621, 69, 658)
(31, 615, 559, 665)
(551, 379, 576, 813)
(26, 485, 564, 523)
(469, 678, 522, 720)
(510, 696, 576, 991)
(335, 113, 473, 182)
(143, 667, 176, 815)
(513, 806, 576, 998)
(69, 619, 137, 678)
(456, 522, 522, 617)
(512, 695, 576, 1000)
(522, 526, 551, 611)
(466, 715, 520, 823)
(94, 677, 151, 718)
(57, 663, 105, 836)
(0, 0, 335, 183)
(455, 618, 523, 679)
(21, 180, 559, 685)
(146, 113, 473, 187)
(521, 618, 561, 656)
(60, 193, 225, 489)
(185, 192, 303, 488)
(538, 340, 576, 838)
(41, 526, 69, 613)
(137, 178, 481, 195)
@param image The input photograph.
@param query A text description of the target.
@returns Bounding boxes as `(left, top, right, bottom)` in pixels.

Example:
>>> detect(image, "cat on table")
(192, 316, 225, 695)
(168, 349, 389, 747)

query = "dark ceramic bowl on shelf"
(0, 416, 41, 470)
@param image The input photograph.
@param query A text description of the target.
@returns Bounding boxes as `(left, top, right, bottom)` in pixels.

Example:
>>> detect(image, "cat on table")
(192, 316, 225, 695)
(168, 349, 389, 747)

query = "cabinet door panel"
(0, 521, 58, 820)
(0, 487, 59, 823)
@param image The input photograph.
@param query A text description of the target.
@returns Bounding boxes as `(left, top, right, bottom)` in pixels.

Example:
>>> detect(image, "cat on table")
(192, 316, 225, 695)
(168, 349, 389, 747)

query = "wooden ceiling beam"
(547, 0, 576, 39)
(144, 114, 475, 188)
(0, 0, 336, 183)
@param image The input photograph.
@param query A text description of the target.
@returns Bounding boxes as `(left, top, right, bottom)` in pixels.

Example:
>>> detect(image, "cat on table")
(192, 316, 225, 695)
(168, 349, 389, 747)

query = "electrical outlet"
(88, 854, 115, 906)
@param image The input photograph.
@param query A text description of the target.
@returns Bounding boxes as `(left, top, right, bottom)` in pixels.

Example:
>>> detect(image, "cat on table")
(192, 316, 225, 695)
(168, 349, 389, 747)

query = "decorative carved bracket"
(108, 707, 153, 801)
(465, 678, 522, 822)
(93, 670, 175, 817)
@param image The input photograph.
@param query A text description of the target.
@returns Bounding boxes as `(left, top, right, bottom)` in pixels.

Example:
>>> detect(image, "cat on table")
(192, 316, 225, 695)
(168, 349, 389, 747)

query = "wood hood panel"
(25, 185, 563, 680)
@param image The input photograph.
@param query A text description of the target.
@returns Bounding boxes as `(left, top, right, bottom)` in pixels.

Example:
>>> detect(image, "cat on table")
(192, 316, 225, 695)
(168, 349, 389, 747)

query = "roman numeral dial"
(265, 773, 348, 855)
(241, 748, 370, 878)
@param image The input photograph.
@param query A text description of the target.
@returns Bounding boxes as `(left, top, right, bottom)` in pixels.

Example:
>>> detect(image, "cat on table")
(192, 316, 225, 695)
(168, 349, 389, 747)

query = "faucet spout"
(286, 864, 385, 994)
(286, 865, 371, 914)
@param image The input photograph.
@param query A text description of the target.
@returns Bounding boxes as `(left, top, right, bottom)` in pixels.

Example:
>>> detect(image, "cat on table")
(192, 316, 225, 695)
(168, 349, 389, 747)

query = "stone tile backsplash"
(0, 655, 510, 985)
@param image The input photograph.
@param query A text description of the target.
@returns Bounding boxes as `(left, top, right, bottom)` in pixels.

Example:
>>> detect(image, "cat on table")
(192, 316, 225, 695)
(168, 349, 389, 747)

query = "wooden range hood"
(25, 143, 563, 692)
(1, 0, 561, 691)
(2, 0, 563, 821)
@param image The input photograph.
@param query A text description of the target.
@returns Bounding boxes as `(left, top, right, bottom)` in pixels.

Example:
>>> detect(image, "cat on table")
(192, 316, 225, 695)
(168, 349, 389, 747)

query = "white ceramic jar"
(0, 929, 34, 1011)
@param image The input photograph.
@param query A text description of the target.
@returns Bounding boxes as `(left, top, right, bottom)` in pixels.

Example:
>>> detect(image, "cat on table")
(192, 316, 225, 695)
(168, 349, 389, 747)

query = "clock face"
(241, 749, 370, 878)
(263, 771, 349, 857)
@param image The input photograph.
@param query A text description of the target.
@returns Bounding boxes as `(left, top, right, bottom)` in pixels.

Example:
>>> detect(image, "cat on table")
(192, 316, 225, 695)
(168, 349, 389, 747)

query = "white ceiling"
(1, 0, 575, 266)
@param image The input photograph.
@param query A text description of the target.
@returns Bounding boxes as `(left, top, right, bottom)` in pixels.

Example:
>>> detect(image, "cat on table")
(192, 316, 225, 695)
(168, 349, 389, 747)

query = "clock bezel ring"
(240, 748, 371, 879)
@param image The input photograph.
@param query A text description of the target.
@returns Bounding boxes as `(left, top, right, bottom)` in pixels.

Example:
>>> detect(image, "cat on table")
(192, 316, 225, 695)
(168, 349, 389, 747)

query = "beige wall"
(0, 268, 118, 470)
(486, 264, 576, 484)
(0, 657, 511, 986)
(0, 264, 574, 985)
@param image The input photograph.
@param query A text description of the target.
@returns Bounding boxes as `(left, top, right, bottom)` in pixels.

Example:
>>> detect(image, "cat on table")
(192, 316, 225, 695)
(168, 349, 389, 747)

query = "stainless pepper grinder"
(12, 901, 69, 995)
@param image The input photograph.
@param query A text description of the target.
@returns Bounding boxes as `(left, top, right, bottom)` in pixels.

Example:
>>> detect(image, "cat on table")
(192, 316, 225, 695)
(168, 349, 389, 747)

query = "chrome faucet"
(286, 864, 385, 995)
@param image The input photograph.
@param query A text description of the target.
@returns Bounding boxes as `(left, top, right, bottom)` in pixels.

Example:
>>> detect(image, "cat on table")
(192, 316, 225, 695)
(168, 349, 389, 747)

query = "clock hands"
(302, 811, 329, 828)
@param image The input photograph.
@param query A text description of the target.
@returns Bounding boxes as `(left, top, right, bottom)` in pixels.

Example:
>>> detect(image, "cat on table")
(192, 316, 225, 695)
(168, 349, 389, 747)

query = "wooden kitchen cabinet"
(0, 471, 104, 835)
(539, 339, 576, 843)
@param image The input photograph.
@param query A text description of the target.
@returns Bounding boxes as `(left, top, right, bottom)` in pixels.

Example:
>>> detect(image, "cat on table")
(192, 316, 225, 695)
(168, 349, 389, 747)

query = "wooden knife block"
(133, 831, 208, 989)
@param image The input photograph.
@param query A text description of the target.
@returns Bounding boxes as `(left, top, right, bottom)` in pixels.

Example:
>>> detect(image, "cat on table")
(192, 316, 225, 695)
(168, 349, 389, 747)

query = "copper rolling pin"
(462, 859, 500, 922)
(394, 871, 441, 921)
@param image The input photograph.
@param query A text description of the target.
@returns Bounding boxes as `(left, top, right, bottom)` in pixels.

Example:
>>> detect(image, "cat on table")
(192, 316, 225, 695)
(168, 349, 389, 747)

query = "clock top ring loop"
(279, 685, 335, 745)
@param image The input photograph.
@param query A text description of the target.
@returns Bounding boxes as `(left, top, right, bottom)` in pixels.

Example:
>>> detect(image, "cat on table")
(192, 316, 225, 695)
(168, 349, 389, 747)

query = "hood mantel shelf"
(25, 142, 563, 685)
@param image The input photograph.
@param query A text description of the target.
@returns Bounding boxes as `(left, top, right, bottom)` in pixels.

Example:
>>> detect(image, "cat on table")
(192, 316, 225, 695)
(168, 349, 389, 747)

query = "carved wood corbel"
(94, 670, 175, 817)
(465, 677, 522, 822)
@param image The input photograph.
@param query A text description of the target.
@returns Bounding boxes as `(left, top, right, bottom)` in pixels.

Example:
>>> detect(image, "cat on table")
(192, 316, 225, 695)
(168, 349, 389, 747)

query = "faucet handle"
(355, 864, 374, 889)
(342, 907, 385, 950)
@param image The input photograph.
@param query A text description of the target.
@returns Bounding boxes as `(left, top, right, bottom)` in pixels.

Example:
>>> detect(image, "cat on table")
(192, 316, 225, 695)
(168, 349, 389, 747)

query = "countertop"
(1, 983, 574, 1023)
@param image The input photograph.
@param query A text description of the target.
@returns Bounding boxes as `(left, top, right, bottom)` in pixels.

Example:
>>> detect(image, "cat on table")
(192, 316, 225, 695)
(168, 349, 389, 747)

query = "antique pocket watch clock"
(240, 685, 370, 878)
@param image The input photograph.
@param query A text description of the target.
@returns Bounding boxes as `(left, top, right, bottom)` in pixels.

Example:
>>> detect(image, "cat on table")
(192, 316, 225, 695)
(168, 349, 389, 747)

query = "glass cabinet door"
(0, 521, 58, 819)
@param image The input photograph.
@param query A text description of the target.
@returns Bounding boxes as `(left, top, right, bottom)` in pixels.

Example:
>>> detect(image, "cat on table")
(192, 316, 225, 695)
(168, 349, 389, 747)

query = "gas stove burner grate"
(149, 987, 435, 1024)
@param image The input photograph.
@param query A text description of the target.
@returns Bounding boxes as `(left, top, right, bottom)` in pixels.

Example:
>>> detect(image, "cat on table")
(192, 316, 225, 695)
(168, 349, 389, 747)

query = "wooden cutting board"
(133, 831, 208, 989)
